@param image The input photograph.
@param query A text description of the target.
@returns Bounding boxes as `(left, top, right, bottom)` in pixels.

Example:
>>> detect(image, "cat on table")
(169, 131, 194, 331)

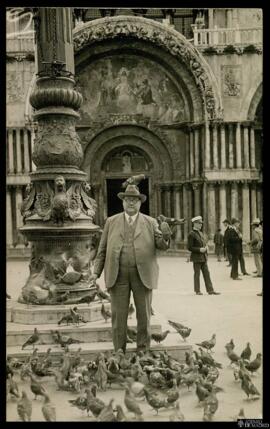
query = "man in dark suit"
(227, 218, 248, 280)
(187, 216, 220, 295)
(223, 219, 232, 265)
(92, 182, 170, 353)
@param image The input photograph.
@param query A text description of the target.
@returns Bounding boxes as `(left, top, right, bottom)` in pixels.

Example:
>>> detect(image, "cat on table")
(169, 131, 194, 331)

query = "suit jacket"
(187, 229, 208, 263)
(226, 227, 242, 255)
(223, 226, 231, 248)
(93, 212, 169, 290)
(250, 227, 263, 253)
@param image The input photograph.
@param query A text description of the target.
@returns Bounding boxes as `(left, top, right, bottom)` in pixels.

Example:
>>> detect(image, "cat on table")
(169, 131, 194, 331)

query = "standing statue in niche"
(122, 153, 132, 173)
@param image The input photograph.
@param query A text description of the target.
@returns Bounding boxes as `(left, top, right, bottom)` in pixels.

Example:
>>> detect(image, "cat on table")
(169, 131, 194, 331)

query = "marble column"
(242, 182, 251, 241)
(231, 182, 238, 219)
(202, 182, 208, 233)
(23, 129, 30, 173)
(194, 128, 200, 176)
(243, 125, 250, 168)
(174, 186, 182, 242)
(220, 124, 226, 169)
(226, 9, 233, 27)
(8, 129, 14, 174)
(193, 184, 201, 216)
(204, 122, 210, 169)
(182, 184, 188, 241)
(156, 185, 162, 216)
(6, 188, 13, 247)
(250, 126, 256, 168)
(189, 131, 194, 177)
(212, 123, 219, 169)
(185, 135, 190, 179)
(208, 9, 214, 28)
(250, 183, 257, 221)
(228, 123, 234, 168)
(30, 128, 36, 172)
(207, 183, 216, 239)
(219, 183, 227, 225)
(165, 186, 172, 217)
(16, 128, 22, 173)
(15, 186, 23, 245)
(256, 185, 263, 220)
(235, 122, 242, 168)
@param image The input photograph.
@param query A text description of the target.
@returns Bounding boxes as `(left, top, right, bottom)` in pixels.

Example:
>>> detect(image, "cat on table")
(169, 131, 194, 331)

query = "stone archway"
(81, 124, 174, 224)
(247, 82, 262, 121)
(73, 16, 223, 121)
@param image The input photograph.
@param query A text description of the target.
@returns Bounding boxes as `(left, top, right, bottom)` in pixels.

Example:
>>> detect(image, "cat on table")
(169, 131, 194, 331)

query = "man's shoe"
(196, 292, 203, 295)
(208, 291, 221, 295)
(257, 292, 262, 296)
(253, 275, 262, 278)
(253, 271, 257, 274)
(243, 272, 250, 276)
(226, 264, 231, 267)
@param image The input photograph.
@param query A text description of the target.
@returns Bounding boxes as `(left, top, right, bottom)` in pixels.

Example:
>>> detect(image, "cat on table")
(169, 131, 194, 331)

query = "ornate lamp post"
(19, 8, 100, 305)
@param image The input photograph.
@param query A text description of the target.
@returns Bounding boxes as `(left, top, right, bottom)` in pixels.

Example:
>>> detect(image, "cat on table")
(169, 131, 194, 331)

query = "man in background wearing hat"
(249, 218, 263, 278)
(223, 219, 232, 266)
(187, 216, 220, 295)
(227, 218, 248, 280)
(91, 181, 170, 353)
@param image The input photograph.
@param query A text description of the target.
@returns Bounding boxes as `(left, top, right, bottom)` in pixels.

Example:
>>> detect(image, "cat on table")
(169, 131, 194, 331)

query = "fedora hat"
(231, 218, 240, 225)
(117, 184, 147, 203)
(223, 219, 231, 224)
(251, 218, 261, 225)
(191, 215, 203, 223)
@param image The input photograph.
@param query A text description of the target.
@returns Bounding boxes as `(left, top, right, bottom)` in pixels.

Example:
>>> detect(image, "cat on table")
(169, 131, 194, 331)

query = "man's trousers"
(193, 262, 214, 293)
(109, 266, 152, 353)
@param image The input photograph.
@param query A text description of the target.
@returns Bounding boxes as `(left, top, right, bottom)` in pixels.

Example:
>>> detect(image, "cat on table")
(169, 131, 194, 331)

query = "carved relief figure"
(222, 66, 241, 97)
(122, 152, 132, 173)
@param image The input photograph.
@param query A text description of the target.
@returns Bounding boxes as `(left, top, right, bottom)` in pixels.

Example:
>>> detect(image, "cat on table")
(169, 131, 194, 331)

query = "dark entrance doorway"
(106, 178, 149, 217)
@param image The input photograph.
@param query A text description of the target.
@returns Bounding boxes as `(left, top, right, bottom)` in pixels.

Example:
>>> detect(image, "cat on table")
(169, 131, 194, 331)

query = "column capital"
(241, 121, 252, 127)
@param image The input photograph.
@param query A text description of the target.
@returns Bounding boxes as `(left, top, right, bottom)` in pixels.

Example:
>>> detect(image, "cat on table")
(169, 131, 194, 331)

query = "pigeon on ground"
(41, 394, 56, 421)
(116, 404, 128, 421)
(240, 342, 252, 360)
(69, 392, 87, 411)
(168, 320, 191, 341)
(151, 330, 170, 344)
(78, 290, 97, 305)
(195, 380, 210, 403)
(57, 313, 74, 326)
(169, 401, 185, 421)
(203, 387, 219, 421)
(166, 379, 180, 406)
(231, 408, 246, 421)
(21, 328, 40, 349)
(101, 302, 111, 323)
(95, 356, 108, 391)
(127, 326, 137, 342)
(225, 339, 235, 351)
(244, 353, 262, 375)
(85, 387, 106, 418)
(55, 330, 83, 347)
(28, 372, 47, 400)
(70, 307, 88, 325)
(226, 347, 240, 366)
(17, 390, 32, 421)
(124, 385, 143, 419)
(196, 334, 216, 352)
(241, 374, 260, 400)
(96, 283, 111, 302)
(128, 303, 135, 319)
(7, 373, 20, 398)
(198, 348, 222, 368)
(97, 398, 117, 422)
(144, 387, 170, 414)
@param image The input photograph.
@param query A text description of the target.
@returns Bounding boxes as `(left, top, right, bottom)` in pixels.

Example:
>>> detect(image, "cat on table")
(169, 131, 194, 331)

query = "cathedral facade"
(6, 8, 262, 255)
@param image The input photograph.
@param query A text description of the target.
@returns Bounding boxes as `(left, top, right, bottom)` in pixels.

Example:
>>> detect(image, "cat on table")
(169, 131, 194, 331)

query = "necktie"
(128, 216, 133, 226)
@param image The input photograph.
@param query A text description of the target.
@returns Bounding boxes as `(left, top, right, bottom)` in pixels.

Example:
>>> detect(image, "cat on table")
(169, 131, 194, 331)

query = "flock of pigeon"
(6, 312, 262, 422)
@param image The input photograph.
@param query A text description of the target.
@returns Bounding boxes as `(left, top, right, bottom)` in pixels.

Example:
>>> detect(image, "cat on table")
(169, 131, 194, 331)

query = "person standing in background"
(214, 228, 224, 262)
(227, 218, 249, 280)
(250, 218, 263, 278)
(223, 219, 232, 266)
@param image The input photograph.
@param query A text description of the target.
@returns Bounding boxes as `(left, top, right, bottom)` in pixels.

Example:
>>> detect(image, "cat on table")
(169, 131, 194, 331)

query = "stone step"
(6, 316, 162, 347)
(6, 332, 192, 363)
(7, 300, 111, 324)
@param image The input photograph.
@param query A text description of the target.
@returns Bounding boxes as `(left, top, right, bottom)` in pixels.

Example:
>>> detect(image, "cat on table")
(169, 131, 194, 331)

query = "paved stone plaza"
(6, 255, 263, 421)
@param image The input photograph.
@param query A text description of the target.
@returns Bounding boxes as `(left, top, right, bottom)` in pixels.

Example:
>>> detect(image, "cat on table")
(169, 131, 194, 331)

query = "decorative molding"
(221, 65, 241, 98)
(73, 16, 222, 120)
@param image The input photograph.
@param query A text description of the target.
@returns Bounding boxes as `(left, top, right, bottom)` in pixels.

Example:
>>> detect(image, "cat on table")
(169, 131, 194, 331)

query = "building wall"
(6, 8, 262, 256)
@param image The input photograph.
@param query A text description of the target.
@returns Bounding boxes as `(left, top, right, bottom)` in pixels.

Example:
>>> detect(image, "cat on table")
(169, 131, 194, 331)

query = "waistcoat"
(119, 216, 137, 268)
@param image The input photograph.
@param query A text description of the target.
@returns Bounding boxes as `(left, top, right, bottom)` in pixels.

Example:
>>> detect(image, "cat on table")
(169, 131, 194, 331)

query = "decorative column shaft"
(257, 185, 263, 220)
(228, 123, 234, 168)
(219, 183, 227, 224)
(250, 126, 256, 168)
(185, 134, 190, 179)
(6, 189, 13, 247)
(23, 129, 30, 173)
(242, 182, 251, 241)
(19, 8, 100, 305)
(251, 183, 257, 221)
(30, 126, 36, 172)
(235, 122, 242, 168)
(182, 185, 188, 241)
(193, 185, 201, 216)
(204, 122, 210, 169)
(212, 123, 219, 169)
(164, 186, 172, 218)
(243, 125, 250, 168)
(16, 129, 22, 173)
(174, 186, 182, 242)
(207, 183, 216, 239)
(231, 182, 238, 219)
(15, 186, 23, 245)
(8, 129, 14, 174)
(220, 124, 226, 169)
(194, 128, 200, 176)
(189, 131, 194, 177)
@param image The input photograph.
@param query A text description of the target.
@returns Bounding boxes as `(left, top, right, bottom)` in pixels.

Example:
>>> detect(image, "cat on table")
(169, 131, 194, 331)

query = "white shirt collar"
(124, 212, 138, 223)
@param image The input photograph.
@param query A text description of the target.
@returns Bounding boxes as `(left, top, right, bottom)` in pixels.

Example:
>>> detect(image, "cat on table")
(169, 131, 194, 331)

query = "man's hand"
(90, 273, 98, 283)
(200, 247, 207, 253)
